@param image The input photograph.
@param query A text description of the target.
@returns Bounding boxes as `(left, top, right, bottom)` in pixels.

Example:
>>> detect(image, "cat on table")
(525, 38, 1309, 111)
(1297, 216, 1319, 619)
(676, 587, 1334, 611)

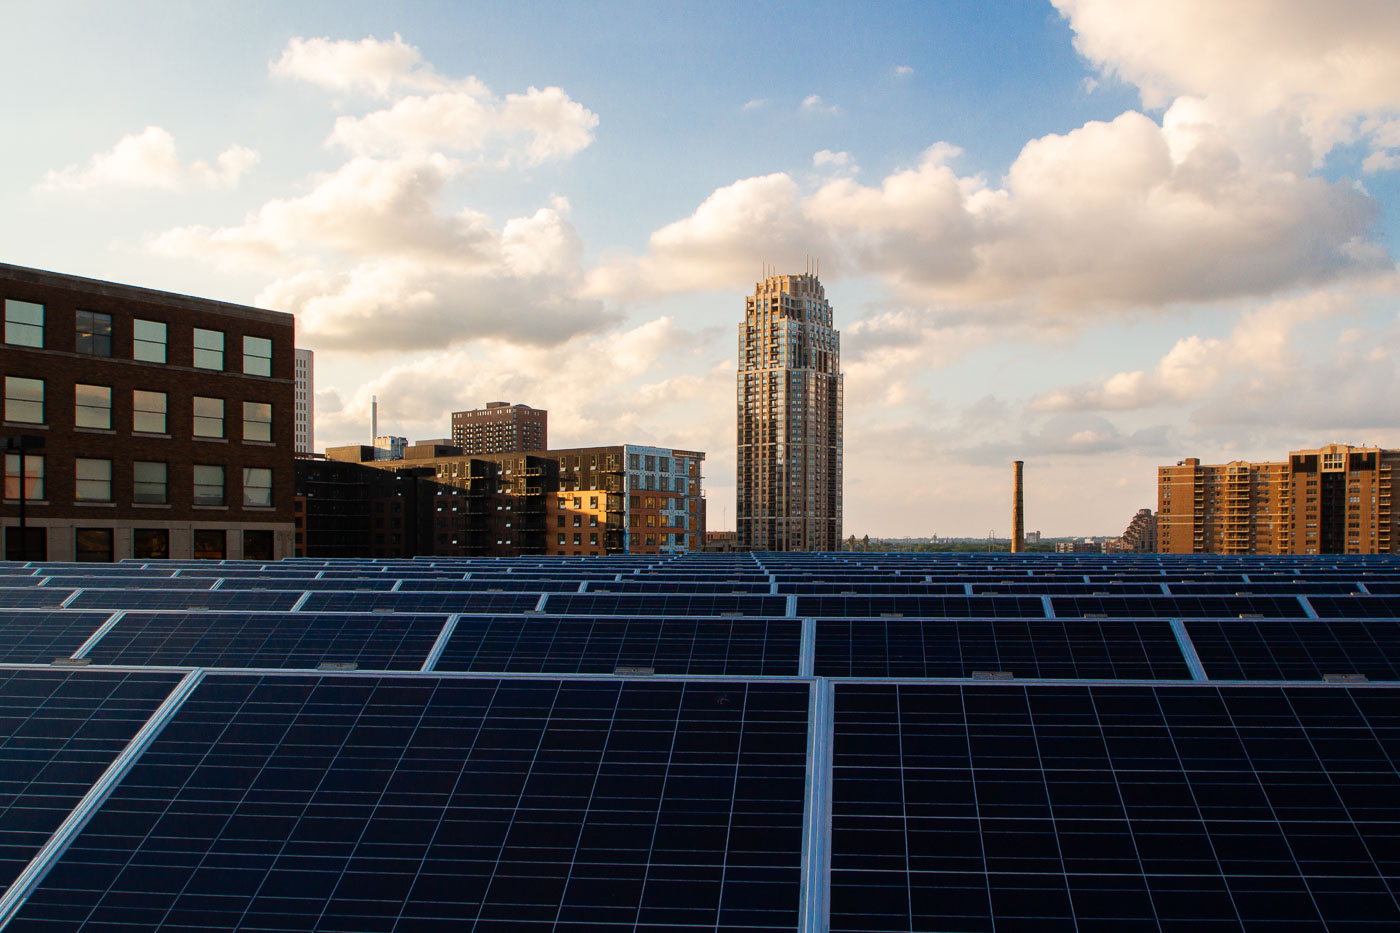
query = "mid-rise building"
(2, 263, 295, 560)
(451, 401, 547, 454)
(1158, 443, 1398, 554)
(373, 435, 407, 461)
(325, 442, 704, 556)
(1105, 508, 1157, 553)
(737, 272, 842, 551)
(294, 348, 313, 454)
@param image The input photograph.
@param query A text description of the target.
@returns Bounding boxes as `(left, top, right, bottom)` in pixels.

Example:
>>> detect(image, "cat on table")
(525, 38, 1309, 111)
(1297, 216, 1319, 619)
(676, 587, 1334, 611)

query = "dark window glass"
(75, 528, 113, 562)
(75, 310, 112, 356)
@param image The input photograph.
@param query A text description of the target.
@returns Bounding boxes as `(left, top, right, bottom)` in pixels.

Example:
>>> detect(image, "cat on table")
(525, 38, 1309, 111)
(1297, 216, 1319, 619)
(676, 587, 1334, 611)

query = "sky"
(4, 0, 1400, 537)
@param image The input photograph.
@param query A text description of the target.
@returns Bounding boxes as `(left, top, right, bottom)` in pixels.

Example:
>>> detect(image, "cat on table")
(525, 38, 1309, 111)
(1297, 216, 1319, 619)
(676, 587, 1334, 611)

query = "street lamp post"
(4, 435, 44, 562)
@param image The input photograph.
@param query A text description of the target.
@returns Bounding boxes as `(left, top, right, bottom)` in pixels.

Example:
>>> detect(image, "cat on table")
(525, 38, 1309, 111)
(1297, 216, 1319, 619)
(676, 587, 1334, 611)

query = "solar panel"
(82, 612, 453, 671)
(0, 611, 115, 664)
(814, 619, 1190, 680)
(299, 592, 545, 614)
(830, 682, 1400, 932)
(1185, 618, 1400, 681)
(1051, 594, 1310, 618)
(65, 589, 303, 612)
(794, 595, 1046, 619)
(545, 593, 790, 617)
(0, 668, 181, 900)
(435, 615, 801, 676)
(13, 675, 811, 931)
(0, 589, 74, 609)
(1305, 595, 1400, 618)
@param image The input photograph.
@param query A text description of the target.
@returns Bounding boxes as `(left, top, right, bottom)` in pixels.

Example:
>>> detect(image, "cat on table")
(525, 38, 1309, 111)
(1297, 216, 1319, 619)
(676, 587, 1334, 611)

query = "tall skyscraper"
(737, 272, 842, 551)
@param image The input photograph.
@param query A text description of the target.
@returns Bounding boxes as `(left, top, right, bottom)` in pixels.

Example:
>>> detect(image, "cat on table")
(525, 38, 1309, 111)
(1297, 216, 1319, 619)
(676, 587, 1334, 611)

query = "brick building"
(2, 263, 295, 561)
(450, 402, 547, 454)
(322, 441, 704, 557)
(1158, 443, 1397, 554)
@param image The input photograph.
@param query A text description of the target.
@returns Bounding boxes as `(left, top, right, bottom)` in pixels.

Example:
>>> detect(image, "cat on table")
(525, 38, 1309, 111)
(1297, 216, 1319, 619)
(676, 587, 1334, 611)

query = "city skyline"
(3, 2, 1399, 536)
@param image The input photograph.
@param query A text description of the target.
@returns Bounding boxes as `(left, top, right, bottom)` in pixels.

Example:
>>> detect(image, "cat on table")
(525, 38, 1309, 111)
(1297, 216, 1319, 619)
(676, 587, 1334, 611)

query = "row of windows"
(3, 455, 272, 508)
(3, 527, 272, 562)
(4, 299, 274, 375)
(4, 377, 272, 441)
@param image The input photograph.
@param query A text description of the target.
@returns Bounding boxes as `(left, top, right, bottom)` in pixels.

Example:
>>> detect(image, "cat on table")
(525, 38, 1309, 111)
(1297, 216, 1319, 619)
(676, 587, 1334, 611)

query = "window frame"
(242, 467, 273, 507)
(133, 390, 168, 434)
(75, 310, 113, 357)
(3, 453, 44, 500)
(242, 401, 272, 442)
(192, 328, 224, 370)
(192, 396, 225, 438)
(3, 375, 43, 424)
(133, 318, 167, 363)
(4, 299, 43, 347)
(243, 335, 272, 376)
(192, 464, 225, 506)
(74, 383, 112, 430)
(74, 457, 113, 503)
(132, 460, 168, 505)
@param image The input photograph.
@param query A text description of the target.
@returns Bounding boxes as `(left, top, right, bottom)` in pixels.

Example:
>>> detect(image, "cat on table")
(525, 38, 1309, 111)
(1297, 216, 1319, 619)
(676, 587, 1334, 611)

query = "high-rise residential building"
(1, 262, 295, 560)
(1105, 508, 1157, 553)
(737, 272, 842, 551)
(1158, 442, 1398, 554)
(294, 348, 314, 454)
(451, 402, 547, 454)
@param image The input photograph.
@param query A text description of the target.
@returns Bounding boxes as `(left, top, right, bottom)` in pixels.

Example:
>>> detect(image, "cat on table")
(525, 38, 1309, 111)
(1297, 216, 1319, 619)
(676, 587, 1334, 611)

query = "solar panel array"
(0, 551, 1399, 931)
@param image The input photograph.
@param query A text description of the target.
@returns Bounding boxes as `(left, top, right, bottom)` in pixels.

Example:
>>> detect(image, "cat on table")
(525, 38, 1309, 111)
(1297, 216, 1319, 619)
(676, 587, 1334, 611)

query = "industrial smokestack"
(1011, 460, 1025, 554)
(371, 395, 378, 446)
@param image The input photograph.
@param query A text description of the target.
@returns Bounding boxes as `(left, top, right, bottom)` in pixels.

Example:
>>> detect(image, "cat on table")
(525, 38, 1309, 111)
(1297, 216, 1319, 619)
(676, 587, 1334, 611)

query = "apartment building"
(327, 442, 704, 557)
(2, 263, 295, 561)
(294, 348, 313, 454)
(450, 401, 547, 454)
(1158, 443, 1397, 554)
(737, 272, 843, 551)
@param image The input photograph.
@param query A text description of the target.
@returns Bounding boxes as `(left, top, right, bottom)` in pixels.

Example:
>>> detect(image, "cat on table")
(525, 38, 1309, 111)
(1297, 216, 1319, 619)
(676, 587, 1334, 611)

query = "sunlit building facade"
(737, 272, 842, 551)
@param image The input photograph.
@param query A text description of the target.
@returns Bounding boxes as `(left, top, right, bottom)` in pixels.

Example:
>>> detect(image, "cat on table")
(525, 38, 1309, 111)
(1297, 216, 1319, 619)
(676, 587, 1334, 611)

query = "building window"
(75, 310, 112, 356)
(133, 461, 168, 504)
(243, 529, 274, 560)
(74, 458, 112, 502)
(193, 529, 226, 560)
(133, 390, 167, 434)
(133, 528, 169, 559)
(4, 376, 43, 423)
(4, 299, 43, 347)
(74, 384, 112, 429)
(243, 467, 273, 507)
(243, 336, 272, 376)
(589, 496, 598, 508)
(557, 533, 566, 545)
(3, 453, 43, 500)
(589, 533, 598, 546)
(133, 319, 166, 363)
(193, 464, 225, 506)
(193, 396, 224, 437)
(573, 533, 582, 545)
(193, 328, 224, 370)
(242, 401, 272, 442)
(74, 528, 114, 563)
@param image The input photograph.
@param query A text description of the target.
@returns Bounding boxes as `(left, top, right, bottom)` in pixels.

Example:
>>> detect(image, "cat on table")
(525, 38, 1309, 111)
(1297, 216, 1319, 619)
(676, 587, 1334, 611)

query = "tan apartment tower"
(1012, 460, 1025, 553)
(737, 271, 842, 551)
(1158, 442, 1398, 554)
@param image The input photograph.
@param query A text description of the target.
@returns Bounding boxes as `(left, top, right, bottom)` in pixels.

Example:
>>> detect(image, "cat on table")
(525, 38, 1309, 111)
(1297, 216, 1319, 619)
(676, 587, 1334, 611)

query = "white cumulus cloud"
(38, 127, 259, 192)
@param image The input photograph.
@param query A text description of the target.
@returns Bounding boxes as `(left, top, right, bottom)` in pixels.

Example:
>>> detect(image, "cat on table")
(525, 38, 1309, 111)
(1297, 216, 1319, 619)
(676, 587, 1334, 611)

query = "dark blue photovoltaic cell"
(794, 595, 1046, 619)
(1186, 618, 1400, 681)
(814, 619, 1190, 680)
(435, 616, 801, 676)
(394, 578, 584, 593)
(830, 682, 1400, 932)
(0, 669, 181, 899)
(66, 589, 303, 612)
(0, 612, 113, 664)
(11, 675, 810, 932)
(299, 591, 544, 614)
(83, 612, 451, 670)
